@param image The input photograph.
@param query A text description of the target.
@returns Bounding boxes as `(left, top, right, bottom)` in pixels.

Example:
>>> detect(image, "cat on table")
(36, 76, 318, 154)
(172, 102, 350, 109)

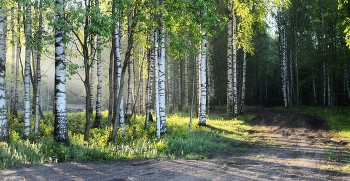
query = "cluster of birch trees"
(2, 0, 350, 143)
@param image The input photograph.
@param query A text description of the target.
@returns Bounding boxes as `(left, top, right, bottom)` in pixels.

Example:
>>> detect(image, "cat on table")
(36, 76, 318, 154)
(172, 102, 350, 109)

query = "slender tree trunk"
(278, 8, 288, 108)
(199, 36, 207, 125)
(94, 35, 102, 128)
(159, 23, 167, 134)
(196, 46, 201, 117)
(14, 3, 21, 117)
(227, 2, 234, 115)
(145, 33, 154, 129)
(24, 3, 32, 139)
(10, 7, 15, 118)
(154, 30, 161, 138)
(107, 5, 116, 127)
(54, 0, 68, 143)
(0, 7, 8, 141)
(167, 59, 172, 113)
(323, 63, 327, 107)
(126, 55, 134, 119)
(232, 9, 238, 118)
(178, 61, 183, 111)
(184, 56, 189, 112)
(35, 0, 43, 136)
(112, 14, 125, 137)
(240, 49, 247, 114)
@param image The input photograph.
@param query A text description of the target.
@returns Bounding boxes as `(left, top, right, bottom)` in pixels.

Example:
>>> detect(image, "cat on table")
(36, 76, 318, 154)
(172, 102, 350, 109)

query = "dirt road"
(1, 108, 349, 181)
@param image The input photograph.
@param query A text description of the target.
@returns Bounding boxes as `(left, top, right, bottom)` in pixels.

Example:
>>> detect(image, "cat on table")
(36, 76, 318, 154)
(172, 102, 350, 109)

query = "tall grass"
(0, 111, 255, 169)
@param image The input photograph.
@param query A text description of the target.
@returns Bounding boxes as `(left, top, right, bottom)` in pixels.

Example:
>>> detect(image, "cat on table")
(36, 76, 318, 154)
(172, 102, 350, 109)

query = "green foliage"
(2, 110, 257, 168)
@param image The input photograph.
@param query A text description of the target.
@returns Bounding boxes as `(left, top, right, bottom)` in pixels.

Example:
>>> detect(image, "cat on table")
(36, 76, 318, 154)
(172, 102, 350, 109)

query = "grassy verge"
(277, 106, 350, 139)
(1, 111, 256, 169)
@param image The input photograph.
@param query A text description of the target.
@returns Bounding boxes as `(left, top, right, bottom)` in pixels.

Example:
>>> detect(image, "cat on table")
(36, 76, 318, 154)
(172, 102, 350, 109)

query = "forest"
(0, 0, 350, 179)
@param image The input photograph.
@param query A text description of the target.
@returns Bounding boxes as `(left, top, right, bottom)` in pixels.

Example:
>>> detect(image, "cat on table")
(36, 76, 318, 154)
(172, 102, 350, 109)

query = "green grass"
(0, 111, 256, 169)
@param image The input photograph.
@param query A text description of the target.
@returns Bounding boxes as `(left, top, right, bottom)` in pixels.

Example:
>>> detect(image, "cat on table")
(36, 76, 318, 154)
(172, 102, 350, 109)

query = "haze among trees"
(0, 0, 350, 144)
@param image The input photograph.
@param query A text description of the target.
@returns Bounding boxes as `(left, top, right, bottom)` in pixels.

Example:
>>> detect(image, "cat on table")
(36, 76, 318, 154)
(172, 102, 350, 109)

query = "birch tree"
(198, 36, 207, 126)
(24, 2, 32, 139)
(54, 0, 68, 143)
(0, 6, 7, 141)
(94, 0, 102, 128)
(34, 0, 43, 136)
(227, 2, 234, 116)
(158, 21, 167, 134)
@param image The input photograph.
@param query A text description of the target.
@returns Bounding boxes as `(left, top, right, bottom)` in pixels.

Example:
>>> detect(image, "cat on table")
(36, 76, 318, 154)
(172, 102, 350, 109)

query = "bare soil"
(1, 108, 350, 181)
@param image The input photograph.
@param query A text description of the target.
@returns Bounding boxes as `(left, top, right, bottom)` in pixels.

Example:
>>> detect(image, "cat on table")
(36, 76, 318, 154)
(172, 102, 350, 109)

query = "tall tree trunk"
(54, 0, 68, 143)
(13, 3, 21, 117)
(278, 8, 288, 108)
(107, 5, 116, 127)
(232, 7, 238, 118)
(10, 7, 15, 118)
(126, 55, 134, 119)
(112, 12, 125, 137)
(145, 33, 154, 129)
(0, 7, 8, 141)
(178, 61, 183, 111)
(323, 63, 327, 107)
(154, 30, 161, 138)
(159, 23, 167, 134)
(227, 2, 234, 115)
(35, 0, 43, 136)
(24, 3, 32, 139)
(184, 56, 189, 112)
(94, 34, 102, 128)
(196, 46, 201, 117)
(199, 36, 207, 125)
(167, 59, 172, 113)
(240, 49, 247, 114)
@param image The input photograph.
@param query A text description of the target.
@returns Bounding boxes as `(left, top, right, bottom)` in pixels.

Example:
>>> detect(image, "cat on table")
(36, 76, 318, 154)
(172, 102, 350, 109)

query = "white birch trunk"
(196, 47, 201, 117)
(227, 2, 234, 115)
(159, 25, 167, 134)
(232, 8, 238, 117)
(199, 37, 207, 125)
(0, 8, 8, 141)
(24, 3, 32, 138)
(114, 19, 125, 136)
(54, 0, 68, 142)
(154, 30, 161, 138)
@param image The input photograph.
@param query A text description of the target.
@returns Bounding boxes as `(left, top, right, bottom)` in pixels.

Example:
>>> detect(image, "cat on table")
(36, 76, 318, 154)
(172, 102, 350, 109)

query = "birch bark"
(227, 2, 234, 115)
(24, 3, 32, 138)
(199, 37, 207, 125)
(159, 24, 167, 134)
(54, 0, 68, 142)
(0, 7, 8, 141)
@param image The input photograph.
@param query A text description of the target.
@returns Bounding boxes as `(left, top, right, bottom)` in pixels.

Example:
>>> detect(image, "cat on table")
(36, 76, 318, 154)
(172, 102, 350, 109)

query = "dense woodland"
(1, 0, 350, 143)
